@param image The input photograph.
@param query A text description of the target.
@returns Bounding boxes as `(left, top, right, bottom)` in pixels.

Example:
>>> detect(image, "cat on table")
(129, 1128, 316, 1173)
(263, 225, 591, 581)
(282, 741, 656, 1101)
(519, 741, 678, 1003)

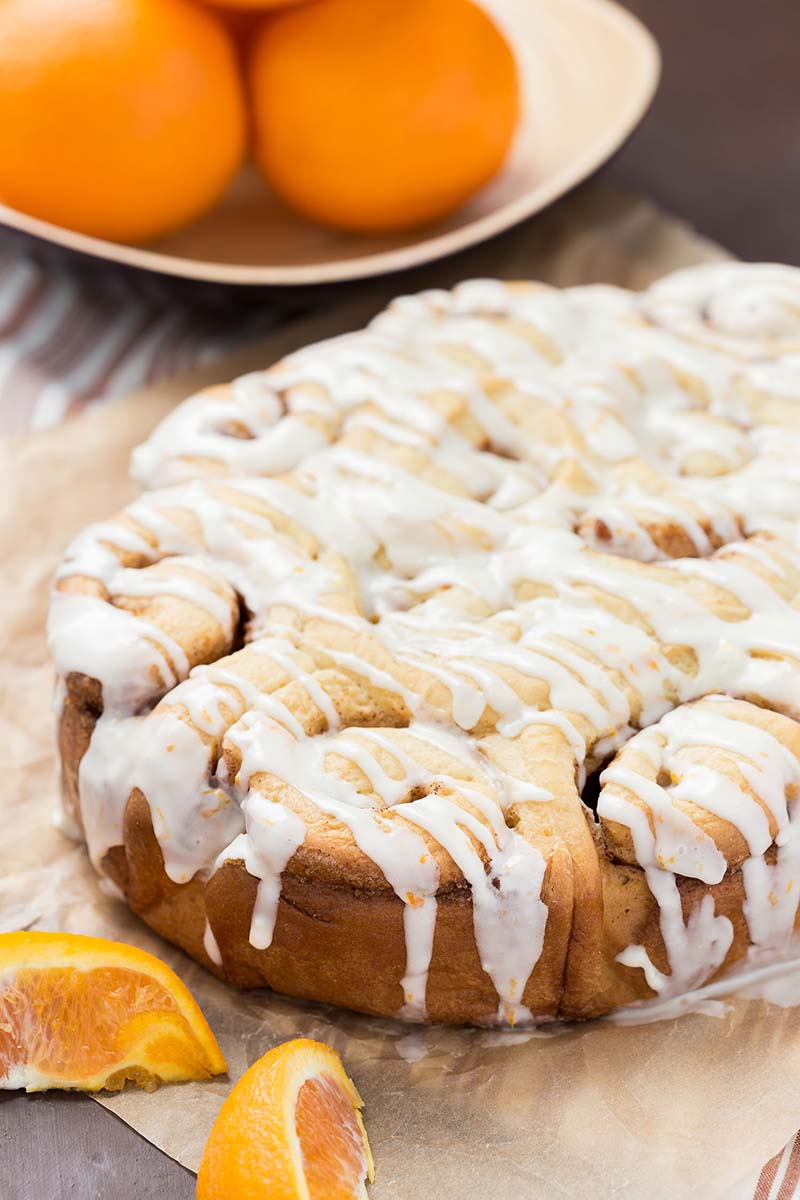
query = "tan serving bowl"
(0, 0, 659, 285)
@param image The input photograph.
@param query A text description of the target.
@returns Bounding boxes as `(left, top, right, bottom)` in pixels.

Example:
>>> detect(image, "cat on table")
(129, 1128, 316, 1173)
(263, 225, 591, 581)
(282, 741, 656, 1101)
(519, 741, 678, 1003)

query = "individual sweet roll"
(49, 263, 800, 1025)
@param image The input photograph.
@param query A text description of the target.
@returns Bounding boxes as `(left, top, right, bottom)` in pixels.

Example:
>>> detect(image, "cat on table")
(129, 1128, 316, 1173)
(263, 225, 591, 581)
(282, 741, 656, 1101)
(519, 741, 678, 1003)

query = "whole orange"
(248, 0, 520, 233)
(0, 0, 247, 243)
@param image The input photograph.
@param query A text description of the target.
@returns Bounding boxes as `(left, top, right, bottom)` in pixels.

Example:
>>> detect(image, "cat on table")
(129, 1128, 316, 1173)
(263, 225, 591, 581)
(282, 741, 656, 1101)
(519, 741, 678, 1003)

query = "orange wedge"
(0, 931, 226, 1092)
(197, 1038, 374, 1200)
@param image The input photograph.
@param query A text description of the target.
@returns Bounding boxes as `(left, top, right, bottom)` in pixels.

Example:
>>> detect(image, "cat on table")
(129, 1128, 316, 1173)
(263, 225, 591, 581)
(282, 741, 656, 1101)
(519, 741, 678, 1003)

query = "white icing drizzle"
(48, 263, 800, 1024)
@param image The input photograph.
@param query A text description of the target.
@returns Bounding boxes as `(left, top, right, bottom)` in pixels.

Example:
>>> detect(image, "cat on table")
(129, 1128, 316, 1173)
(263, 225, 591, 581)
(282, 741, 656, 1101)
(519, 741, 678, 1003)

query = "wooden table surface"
(5, 3, 800, 1197)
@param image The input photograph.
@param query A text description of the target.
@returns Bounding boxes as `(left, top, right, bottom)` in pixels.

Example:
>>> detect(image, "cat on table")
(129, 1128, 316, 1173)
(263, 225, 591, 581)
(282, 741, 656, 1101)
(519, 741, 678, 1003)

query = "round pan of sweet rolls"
(50, 263, 800, 1025)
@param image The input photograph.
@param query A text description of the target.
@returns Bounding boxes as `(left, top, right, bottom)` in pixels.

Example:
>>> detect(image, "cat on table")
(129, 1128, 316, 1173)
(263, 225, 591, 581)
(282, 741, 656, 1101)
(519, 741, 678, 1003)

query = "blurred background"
(611, 0, 799, 264)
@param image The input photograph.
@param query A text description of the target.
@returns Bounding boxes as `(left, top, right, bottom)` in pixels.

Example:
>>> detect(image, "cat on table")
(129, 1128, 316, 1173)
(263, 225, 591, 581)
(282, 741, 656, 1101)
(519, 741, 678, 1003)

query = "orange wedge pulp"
(197, 1038, 374, 1200)
(0, 931, 226, 1092)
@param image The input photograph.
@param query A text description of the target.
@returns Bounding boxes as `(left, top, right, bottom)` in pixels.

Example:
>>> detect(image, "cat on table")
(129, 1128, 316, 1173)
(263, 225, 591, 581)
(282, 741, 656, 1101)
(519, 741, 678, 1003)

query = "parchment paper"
(5, 183, 795, 1200)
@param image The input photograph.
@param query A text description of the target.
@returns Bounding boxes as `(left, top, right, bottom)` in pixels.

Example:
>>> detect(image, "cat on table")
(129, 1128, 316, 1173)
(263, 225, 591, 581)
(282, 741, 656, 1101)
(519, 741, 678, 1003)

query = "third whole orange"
(247, 0, 521, 234)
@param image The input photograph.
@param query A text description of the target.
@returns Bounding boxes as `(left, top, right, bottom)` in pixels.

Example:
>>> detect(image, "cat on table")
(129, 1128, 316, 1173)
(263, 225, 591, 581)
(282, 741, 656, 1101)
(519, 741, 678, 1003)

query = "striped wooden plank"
(0, 232, 286, 434)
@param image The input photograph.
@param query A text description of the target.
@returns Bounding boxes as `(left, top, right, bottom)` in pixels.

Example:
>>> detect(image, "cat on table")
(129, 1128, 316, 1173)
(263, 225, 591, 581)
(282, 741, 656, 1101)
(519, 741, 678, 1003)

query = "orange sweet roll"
(598, 697, 800, 1004)
(51, 501, 239, 832)
(207, 690, 563, 1025)
(49, 265, 800, 1025)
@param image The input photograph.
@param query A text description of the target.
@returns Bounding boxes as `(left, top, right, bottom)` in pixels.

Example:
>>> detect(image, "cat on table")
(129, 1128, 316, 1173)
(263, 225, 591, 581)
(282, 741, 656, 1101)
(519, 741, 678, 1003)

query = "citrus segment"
(197, 1038, 373, 1200)
(0, 932, 226, 1092)
(297, 1072, 372, 1200)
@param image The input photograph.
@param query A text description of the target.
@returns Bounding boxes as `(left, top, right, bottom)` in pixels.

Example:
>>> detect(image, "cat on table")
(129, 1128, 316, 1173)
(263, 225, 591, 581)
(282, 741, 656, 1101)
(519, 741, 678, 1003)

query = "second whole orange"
(0, 0, 247, 244)
(248, 0, 521, 234)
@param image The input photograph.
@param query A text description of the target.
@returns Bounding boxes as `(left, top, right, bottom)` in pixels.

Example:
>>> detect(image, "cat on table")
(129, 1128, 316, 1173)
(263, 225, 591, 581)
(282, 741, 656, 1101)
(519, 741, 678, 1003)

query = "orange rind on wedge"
(197, 1038, 374, 1200)
(0, 931, 226, 1092)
